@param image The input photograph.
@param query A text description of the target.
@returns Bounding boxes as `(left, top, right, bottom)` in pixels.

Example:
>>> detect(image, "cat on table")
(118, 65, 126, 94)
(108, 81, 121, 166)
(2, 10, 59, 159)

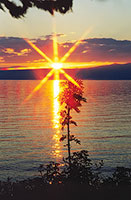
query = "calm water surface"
(0, 80, 131, 180)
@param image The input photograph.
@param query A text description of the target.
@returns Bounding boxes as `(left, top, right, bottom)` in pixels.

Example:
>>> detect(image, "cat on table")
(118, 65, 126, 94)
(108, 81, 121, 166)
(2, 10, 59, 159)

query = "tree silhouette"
(59, 80, 86, 168)
(0, 0, 73, 18)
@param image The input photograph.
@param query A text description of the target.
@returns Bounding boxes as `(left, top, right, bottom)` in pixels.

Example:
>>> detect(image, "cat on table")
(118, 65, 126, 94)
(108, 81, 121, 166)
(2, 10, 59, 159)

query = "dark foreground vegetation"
(0, 150, 130, 200)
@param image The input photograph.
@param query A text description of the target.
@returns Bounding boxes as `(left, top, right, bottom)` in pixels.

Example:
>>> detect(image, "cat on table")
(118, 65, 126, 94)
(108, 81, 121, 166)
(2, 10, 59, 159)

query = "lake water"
(0, 80, 131, 180)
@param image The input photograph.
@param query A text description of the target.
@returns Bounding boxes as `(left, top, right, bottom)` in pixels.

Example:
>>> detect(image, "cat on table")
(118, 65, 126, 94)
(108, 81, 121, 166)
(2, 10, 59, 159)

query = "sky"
(0, 0, 131, 68)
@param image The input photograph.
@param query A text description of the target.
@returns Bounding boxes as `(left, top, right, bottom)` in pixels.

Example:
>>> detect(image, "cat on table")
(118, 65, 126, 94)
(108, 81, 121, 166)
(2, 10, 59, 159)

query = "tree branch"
(0, 0, 73, 18)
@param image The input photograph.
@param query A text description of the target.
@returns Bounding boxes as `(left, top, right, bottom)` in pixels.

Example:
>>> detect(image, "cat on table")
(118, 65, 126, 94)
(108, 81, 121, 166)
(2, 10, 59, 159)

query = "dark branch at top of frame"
(0, 0, 73, 18)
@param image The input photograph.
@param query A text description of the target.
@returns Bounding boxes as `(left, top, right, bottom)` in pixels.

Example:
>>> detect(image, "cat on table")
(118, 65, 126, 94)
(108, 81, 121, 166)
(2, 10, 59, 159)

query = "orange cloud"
(2, 48, 31, 56)
(0, 57, 4, 62)
(27, 58, 45, 63)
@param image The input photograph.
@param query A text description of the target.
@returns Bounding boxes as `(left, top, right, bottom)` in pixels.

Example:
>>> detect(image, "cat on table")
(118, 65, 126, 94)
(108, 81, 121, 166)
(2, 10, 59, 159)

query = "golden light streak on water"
(23, 69, 55, 103)
(53, 80, 60, 129)
(24, 38, 53, 63)
(60, 27, 92, 63)
(52, 80, 61, 158)
(54, 69, 60, 80)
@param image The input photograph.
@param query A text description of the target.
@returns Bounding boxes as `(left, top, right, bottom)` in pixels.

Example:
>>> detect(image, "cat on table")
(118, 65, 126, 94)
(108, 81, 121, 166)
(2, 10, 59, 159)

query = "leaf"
(60, 110, 67, 118)
(69, 134, 74, 140)
(70, 120, 77, 126)
(59, 135, 66, 142)
(74, 94, 87, 102)
(74, 107, 80, 113)
(61, 118, 68, 126)
(69, 135, 81, 145)
(74, 138, 81, 145)
(82, 97, 87, 102)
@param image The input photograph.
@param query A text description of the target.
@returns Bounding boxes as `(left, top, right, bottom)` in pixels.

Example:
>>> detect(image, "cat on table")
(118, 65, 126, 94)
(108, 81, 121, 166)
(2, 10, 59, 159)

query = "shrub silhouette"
(0, 158, 131, 200)
(59, 80, 86, 167)
(38, 150, 103, 188)
(113, 167, 131, 185)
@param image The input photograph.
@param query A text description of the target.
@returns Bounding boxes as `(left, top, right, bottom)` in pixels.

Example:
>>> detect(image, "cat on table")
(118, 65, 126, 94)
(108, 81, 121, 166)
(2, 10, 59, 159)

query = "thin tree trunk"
(67, 107, 71, 167)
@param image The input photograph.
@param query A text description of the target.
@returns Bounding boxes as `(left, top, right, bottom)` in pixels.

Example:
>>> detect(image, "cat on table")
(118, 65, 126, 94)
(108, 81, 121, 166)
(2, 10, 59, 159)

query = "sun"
(21, 27, 92, 103)
(52, 63, 63, 70)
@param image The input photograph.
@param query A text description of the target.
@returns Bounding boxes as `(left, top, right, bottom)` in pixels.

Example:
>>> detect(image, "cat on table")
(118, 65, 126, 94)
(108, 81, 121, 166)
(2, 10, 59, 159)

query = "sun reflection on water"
(53, 79, 60, 128)
(52, 79, 62, 158)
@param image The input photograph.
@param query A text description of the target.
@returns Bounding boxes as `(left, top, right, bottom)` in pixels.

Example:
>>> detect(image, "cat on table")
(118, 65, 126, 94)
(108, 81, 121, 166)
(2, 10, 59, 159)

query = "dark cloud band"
(0, 36, 131, 63)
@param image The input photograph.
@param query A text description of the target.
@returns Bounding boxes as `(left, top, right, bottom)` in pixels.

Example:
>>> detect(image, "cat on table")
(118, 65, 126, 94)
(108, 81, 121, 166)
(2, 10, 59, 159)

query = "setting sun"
(52, 63, 63, 70)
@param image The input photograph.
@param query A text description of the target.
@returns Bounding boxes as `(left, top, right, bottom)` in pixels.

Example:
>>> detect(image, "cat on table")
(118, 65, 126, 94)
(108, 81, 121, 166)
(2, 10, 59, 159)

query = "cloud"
(26, 58, 45, 63)
(0, 36, 131, 66)
(43, 33, 66, 40)
(0, 37, 52, 64)
(60, 38, 131, 63)
(0, 37, 28, 51)
(2, 48, 31, 56)
(0, 37, 32, 63)
(0, 56, 4, 62)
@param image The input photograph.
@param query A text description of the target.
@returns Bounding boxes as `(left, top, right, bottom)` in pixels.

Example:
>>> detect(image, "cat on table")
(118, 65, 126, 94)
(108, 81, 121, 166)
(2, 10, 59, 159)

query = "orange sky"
(0, 0, 131, 70)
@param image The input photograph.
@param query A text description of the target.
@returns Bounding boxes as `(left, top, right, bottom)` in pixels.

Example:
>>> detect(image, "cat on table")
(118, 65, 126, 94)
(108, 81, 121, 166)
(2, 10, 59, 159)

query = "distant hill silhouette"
(0, 68, 79, 80)
(76, 63, 131, 80)
(0, 63, 131, 80)
(0, 68, 50, 80)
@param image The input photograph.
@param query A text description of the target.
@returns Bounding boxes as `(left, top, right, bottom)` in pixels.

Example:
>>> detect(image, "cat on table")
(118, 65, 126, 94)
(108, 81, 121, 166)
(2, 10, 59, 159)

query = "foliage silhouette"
(59, 80, 86, 168)
(103, 167, 131, 187)
(0, 153, 130, 200)
(0, 0, 73, 18)
(112, 167, 131, 186)
(38, 150, 104, 187)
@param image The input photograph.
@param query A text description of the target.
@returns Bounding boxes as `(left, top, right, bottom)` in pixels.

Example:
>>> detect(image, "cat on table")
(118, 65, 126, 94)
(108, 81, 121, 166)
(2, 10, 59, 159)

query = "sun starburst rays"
(24, 38, 53, 64)
(23, 69, 55, 103)
(60, 27, 92, 63)
(60, 69, 80, 88)
(22, 28, 92, 102)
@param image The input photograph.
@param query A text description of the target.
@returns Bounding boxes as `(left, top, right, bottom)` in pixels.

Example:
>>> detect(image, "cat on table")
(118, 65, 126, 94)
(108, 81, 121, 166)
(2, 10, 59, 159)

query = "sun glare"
(52, 63, 62, 69)
(21, 25, 92, 158)
(23, 26, 92, 103)
(52, 80, 62, 158)
(53, 80, 60, 129)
